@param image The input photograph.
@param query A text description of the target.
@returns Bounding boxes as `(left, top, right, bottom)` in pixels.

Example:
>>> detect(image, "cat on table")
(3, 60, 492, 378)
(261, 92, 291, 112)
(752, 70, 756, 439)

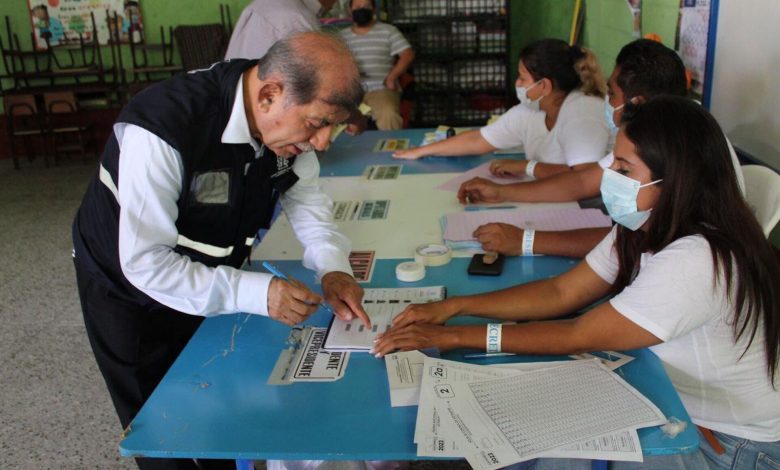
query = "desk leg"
(236, 459, 254, 470)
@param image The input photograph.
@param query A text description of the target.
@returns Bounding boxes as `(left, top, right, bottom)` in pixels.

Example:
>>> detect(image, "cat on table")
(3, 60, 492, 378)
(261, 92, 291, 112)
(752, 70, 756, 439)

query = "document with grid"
(416, 358, 665, 469)
(415, 359, 644, 462)
(323, 286, 446, 351)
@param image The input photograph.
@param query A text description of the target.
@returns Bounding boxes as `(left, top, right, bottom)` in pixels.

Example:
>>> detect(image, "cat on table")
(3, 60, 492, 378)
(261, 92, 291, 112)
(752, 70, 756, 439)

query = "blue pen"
(464, 205, 516, 212)
(261, 261, 334, 314)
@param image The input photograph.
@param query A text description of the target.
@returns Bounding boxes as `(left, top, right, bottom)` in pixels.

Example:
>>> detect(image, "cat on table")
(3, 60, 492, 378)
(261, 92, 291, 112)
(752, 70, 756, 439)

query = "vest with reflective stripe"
(72, 59, 298, 306)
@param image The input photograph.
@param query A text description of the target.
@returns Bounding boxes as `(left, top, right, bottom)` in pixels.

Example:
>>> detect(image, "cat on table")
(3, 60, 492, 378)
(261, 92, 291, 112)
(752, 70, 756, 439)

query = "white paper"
(569, 351, 635, 371)
(385, 350, 428, 407)
(415, 359, 664, 468)
(323, 287, 446, 351)
(437, 161, 531, 192)
(443, 207, 612, 242)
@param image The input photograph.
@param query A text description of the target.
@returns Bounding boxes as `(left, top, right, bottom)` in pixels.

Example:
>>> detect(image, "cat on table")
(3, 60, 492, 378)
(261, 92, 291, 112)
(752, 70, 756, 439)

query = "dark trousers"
(75, 259, 235, 470)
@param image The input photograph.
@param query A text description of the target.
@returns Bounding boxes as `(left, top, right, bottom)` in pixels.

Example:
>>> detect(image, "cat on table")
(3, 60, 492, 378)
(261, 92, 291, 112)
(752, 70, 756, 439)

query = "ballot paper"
(323, 287, 446, 351)
(415, 358, 665, 469)
(385, 350, 428, 407)
(437, 161, 531, 192)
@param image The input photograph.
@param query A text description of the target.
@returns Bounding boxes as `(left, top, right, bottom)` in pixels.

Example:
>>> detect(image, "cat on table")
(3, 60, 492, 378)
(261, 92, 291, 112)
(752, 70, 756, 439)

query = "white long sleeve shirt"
(114, 77, 352, 317)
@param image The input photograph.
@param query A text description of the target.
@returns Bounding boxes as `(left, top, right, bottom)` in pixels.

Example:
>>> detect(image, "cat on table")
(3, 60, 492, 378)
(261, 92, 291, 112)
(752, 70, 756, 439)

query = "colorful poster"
(28, 0, 143, 48)
(677, 0, 711, 97)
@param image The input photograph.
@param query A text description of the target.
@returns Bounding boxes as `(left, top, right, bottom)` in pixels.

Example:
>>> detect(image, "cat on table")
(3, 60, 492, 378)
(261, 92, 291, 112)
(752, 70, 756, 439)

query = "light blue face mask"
(516, 79, 543, 109)
(600, 168, 662, 231)
(604, 98, 625, 133)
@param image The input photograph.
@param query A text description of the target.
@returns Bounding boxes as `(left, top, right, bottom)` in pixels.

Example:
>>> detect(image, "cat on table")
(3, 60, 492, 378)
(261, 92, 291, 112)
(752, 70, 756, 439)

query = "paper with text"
(437, 161, 531, 192)
(323, 287, 446, 351)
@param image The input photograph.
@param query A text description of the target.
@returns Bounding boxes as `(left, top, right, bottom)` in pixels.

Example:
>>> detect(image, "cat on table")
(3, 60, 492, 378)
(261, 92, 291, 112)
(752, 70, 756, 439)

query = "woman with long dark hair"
(373, 96, 780, 467)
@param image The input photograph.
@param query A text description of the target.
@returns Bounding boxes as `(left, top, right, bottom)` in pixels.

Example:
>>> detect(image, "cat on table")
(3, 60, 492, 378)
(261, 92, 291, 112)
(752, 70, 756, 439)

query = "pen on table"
(464, 205, 516, 212)
(462, 352, 517, 359)
(261, 261, 334, 314)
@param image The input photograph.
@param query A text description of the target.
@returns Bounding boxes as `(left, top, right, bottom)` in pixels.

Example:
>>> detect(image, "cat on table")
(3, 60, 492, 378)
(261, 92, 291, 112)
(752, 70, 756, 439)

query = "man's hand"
(267, 277, 323, 326)
(385, 76, 399, 91)
(457, 177, 505, 204)
(490, 158, 528, 178)
(322, 271, 370, 328)
(473, 223, 523, 256)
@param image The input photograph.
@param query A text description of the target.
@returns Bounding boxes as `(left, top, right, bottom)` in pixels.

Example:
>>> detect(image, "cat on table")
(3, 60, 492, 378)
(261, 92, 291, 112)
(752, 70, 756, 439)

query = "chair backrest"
(742, 164, 780, 237)
(174, 24, 226, 72)
(44, 91, 78, 114)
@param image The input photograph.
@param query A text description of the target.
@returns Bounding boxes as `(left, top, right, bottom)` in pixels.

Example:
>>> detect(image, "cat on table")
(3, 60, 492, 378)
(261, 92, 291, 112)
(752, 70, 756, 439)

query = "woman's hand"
(457, 177, 506, 204)
(391, 299, 459, 329)
(393, 146, 427, 160)
(371, 323, 460, 357)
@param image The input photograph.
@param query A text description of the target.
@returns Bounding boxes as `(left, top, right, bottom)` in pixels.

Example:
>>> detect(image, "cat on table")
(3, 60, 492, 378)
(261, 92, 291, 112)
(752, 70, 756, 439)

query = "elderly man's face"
(252, 87, 350, 158)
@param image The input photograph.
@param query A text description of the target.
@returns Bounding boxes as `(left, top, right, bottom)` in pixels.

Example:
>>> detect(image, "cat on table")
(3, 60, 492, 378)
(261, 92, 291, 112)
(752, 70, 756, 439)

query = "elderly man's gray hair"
(256, 32, 363, 112)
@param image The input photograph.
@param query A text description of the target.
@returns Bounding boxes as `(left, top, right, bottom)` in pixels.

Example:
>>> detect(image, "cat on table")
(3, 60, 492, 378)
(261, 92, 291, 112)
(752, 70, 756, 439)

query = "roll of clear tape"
(414, 243, 452, 267)
(396, 261, 425, 282)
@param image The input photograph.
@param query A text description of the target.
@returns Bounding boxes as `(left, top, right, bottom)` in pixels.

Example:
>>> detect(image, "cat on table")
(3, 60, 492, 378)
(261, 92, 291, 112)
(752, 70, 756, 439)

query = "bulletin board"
(27, 0, 144, 49)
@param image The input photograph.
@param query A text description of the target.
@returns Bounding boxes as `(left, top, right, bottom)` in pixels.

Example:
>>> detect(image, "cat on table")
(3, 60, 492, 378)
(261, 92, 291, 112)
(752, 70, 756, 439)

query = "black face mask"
(352, 8, 373, 26)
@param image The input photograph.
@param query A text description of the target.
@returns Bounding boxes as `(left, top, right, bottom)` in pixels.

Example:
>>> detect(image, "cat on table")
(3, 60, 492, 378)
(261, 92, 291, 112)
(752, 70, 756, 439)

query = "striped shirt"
(340, 22, 411, 92)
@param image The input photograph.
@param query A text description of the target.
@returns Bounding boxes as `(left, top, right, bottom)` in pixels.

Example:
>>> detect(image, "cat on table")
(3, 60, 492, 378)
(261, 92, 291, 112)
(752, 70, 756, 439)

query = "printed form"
(323, 287, 446, 351)
(415, 358, 666, 469)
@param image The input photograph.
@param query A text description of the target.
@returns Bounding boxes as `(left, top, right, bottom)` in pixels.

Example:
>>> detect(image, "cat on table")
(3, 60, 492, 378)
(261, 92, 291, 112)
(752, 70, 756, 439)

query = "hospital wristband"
(525, 160, 538, 178)
(522, 229, 535, 256)
(486, 323, 502, 353)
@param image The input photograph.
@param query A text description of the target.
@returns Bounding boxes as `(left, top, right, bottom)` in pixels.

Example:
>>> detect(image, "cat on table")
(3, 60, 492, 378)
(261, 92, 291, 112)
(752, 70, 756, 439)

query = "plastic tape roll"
(396, 261, 425, 282)
(414, 244, 452, 267)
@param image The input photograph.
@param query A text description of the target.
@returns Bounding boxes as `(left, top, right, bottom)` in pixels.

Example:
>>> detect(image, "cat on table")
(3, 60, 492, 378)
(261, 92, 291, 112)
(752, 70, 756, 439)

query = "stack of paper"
(413, 357, 666, 469)
(441, 207, 612, 251)
(437, 161, 531, 192)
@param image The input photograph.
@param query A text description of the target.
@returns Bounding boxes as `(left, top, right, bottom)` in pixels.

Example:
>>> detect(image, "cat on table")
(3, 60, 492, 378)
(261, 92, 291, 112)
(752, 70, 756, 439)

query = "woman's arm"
(393, 129, 496, 160)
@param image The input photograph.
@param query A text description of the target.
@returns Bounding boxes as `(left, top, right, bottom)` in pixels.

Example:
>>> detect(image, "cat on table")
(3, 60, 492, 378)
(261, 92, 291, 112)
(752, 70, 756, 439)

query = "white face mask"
(516, 79, 543, 109)
(600, 168, 662, 231)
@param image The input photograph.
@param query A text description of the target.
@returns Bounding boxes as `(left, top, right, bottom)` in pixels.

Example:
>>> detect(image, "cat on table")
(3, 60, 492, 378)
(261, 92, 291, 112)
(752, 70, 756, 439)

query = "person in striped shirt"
(340, 0, 415, 130)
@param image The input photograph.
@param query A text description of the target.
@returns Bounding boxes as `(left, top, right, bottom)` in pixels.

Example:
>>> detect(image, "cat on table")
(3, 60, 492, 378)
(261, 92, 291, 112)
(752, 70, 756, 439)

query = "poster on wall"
(677, 0, 710, 97)
(625, 0, 643, 38)
(28, 0, 143, 49)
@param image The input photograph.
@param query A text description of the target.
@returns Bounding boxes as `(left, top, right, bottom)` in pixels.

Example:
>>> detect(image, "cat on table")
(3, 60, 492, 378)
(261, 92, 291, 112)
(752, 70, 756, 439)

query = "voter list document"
(323, 286, 446, 351)
(416, 358, 666, 469)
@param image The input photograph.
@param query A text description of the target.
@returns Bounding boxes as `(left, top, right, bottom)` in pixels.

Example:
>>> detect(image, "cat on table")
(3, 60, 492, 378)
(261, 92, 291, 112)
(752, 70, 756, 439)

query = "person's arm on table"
(281, 150, 370, 327)
(459, 163, 604, 204)
(392, 129, 496, 160)
(116, 125, 320, 324)
(372, 259, 660, 356)
(474, 224, 611, 258)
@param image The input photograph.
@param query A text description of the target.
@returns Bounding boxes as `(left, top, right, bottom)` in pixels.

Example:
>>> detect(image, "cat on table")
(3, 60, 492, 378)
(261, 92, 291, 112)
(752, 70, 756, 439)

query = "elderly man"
(72, 32, 368, 470)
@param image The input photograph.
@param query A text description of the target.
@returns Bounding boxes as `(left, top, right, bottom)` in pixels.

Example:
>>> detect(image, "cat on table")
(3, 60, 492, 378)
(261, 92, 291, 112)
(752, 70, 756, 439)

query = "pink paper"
(444, 207, 612, 241)
(437, 161, 531, 192)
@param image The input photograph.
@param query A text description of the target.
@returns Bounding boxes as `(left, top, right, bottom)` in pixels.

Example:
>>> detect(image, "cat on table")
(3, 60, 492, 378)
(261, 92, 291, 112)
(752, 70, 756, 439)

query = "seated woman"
(393, 39, 609, 181)
(374, 96, 780, 468)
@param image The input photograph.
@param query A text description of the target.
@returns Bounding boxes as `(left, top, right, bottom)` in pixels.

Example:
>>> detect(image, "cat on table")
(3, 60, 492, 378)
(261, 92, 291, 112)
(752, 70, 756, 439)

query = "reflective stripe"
(99, 165, 119, 200)
(177, 234, 234, 258)
(245, 237, 255, 246)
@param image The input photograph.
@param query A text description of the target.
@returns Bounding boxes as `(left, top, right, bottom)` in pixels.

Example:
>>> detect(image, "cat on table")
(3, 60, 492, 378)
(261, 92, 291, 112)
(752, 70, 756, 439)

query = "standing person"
(393, 38, 609, 181)
(73, 32, 369, 470)
(374, 96, 780, 469)
(224, 0, 338, 60)
(340, 0, 415, 130)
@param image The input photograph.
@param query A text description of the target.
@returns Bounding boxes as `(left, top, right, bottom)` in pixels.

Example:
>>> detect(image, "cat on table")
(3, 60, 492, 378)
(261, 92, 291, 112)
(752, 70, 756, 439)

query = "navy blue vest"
(73, 59, 299, 305)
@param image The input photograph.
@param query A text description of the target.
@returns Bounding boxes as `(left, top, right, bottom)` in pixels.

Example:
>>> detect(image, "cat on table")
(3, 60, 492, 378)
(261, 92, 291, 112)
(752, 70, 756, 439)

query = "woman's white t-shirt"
(480, 90, 609, 166)
(586, 227, 780, 441)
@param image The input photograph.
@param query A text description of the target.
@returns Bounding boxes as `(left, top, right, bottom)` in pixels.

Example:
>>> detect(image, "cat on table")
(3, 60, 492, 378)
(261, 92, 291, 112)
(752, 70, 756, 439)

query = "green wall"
(509, 0, 679, 82)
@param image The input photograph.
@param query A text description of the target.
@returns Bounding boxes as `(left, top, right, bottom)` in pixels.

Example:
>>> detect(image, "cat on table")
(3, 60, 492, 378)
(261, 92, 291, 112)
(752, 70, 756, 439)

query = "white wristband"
(522, 229, 535, 256)
(525, 160, 538, 178)
(486, 323, 502, 353)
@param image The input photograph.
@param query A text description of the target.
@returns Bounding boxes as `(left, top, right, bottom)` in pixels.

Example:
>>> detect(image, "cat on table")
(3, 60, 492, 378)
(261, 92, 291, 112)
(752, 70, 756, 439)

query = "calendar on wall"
(28, 0, 144, 48)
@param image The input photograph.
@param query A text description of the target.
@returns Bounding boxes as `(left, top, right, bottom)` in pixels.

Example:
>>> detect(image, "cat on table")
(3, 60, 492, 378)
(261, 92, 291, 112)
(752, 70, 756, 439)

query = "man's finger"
(342, 292, 371, 328)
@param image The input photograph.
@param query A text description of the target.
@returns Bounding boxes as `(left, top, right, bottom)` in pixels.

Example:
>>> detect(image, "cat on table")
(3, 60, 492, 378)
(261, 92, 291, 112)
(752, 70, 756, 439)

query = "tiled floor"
(0, 158, 472, 469)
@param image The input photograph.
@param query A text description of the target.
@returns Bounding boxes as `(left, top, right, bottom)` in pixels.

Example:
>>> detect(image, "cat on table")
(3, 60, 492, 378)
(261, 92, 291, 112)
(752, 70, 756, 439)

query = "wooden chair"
(4, 94, 49, 169)
(44, 91, 95, 165)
